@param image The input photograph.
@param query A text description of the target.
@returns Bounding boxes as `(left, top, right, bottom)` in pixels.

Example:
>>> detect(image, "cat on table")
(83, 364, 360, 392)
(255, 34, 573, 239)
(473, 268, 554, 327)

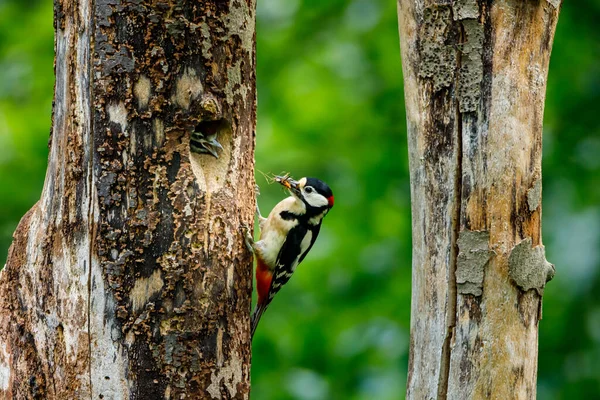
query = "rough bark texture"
(398, 0, 559, 398)
(0, 1, 256, 399)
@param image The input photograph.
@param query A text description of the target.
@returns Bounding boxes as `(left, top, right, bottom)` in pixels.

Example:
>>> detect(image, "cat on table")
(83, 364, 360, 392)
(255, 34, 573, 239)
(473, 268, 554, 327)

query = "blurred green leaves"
(0, 0, 599, 399)
(252, 1, 412, 398)
(0, 0, 54, 258)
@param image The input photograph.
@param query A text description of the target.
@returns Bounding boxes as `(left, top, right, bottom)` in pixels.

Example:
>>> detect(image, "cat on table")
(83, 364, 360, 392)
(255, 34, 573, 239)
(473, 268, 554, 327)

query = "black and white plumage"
(246, 176, 334, 338)
(267, 211, 321, 301)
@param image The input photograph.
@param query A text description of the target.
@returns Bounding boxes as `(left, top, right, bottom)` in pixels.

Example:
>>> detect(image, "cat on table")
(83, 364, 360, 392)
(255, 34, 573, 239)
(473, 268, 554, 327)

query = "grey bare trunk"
(0, 1, 256, 399)
(398, 0, 559, 398)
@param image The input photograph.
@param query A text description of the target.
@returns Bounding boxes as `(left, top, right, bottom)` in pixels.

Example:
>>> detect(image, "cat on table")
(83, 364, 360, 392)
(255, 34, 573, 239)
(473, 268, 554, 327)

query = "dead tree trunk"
(398, 1, 559, 398)
(0, 1, 255, 399)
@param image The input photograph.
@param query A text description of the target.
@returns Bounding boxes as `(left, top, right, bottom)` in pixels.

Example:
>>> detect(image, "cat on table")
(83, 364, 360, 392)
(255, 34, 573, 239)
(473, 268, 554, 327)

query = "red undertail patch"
(256, 259, 272, 305)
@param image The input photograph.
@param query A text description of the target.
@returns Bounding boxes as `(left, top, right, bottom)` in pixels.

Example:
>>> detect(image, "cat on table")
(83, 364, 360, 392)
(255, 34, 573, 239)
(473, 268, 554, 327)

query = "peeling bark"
(398, 0, 560, 398)
(0, 1, 256, 399)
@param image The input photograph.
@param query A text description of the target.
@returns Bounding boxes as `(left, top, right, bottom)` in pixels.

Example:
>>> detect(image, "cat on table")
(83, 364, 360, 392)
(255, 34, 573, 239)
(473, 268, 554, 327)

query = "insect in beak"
(275, 174, 301, 196)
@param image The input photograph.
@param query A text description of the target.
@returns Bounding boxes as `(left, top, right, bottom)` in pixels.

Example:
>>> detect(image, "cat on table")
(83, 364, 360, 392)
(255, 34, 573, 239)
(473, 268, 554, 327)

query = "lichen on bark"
(457, 19, 484, 112)
(452, 0, 479, 20)
(509, 238, 555, 295)
(418, 5, 457, 92)
(527, 178, 542, 211)
(456, 230, 493, 296)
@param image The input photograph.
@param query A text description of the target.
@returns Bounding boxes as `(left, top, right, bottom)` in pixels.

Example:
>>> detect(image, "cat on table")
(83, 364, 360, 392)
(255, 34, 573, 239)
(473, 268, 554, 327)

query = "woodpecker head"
(277, 176, 334, 212)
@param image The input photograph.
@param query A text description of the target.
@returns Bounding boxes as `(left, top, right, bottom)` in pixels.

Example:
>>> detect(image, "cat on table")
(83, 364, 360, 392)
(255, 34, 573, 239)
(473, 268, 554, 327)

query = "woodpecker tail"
(251, 303, 268, 338)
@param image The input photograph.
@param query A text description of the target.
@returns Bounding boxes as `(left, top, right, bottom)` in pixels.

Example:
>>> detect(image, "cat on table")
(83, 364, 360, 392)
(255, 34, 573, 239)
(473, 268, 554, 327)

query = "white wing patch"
(272, 230, 313, 285)
(298, 230, 313, 266)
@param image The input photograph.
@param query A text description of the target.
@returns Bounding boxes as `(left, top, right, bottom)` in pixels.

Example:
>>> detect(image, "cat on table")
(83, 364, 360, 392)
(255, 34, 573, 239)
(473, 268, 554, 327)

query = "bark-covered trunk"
(0, 1, 255, 399)
(398, 1, 559, 398)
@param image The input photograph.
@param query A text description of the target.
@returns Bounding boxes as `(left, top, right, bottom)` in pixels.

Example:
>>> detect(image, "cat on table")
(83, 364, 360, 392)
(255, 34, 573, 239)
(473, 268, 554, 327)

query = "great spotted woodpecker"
(190, 130, 223, 158)
(245, 175, 334, 337)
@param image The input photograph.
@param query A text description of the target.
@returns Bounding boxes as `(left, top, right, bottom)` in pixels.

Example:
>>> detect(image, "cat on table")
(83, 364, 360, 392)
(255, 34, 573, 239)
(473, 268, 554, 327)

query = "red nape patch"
(328, 196, 335, 208)
(256, 260, 272, 304)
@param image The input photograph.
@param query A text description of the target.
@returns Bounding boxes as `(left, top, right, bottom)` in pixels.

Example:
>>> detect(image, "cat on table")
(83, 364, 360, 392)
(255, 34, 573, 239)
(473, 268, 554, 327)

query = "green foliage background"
(0, 1, 598, 398)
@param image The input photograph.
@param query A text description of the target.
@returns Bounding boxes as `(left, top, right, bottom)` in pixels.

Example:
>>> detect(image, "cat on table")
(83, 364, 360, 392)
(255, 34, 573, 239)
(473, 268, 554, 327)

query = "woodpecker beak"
(190, 132, 223, 158)
(276, 176, 302, 197)
(289, 180, 302, 197)
(206, 135, 224, 154)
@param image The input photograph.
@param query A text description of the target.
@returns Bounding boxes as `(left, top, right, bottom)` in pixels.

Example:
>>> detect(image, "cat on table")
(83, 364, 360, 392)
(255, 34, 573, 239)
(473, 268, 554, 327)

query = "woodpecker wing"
(251, 223, 318, 338)
(267, 222, 321, 303)
(298, 223, 321, 265)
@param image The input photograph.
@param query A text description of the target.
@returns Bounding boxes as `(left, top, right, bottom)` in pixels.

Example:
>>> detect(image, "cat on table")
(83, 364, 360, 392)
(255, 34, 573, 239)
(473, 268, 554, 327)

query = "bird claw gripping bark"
(242, 185, 263, 255)
(242, 223, 255, 253)
(254, 184, 265, 221)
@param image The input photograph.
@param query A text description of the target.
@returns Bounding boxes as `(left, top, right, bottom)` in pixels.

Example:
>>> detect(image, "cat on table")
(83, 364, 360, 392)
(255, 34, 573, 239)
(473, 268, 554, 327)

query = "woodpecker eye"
(305, 187, 313, 193)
